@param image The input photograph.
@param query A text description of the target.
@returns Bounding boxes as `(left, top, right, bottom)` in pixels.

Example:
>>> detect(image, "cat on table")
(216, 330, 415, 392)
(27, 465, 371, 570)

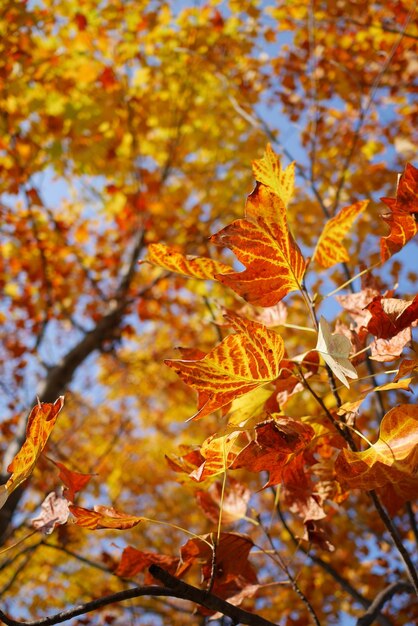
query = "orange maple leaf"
(335, 404, 418, 514)
(0, 397, 64, 510)
(313, 200, 368, 268)
(141, 242, 234, 280)
(380, 162, 418, 262)
(212, 183, 307, 306)
(70, 504, 143, 530)
(165, 313, 284, 420)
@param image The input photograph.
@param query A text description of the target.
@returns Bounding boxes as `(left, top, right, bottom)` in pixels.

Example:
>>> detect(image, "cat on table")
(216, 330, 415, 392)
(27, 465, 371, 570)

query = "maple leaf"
(141, 243, 233, 280)
(316, 317, 358, 388)
(70, 504, 143, 530)
(31, 490, 70, 535)
(335, 404, 418, 514)
(232, 417, 315, 488)
(165, 313, 284, 420)
(252, 143, 295, 206)
(212, 182, 307, 306)
(380, 162, 418, 262)
(0, 397, 64, 510)
(313, 200, 368, 268)
(365, 295, 418, 339)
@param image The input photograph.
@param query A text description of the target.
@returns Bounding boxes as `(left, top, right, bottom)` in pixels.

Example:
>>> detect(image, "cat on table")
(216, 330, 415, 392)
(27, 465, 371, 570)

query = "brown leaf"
(31, 491, 70, 535)
(232, 417, 314, 488)
(177, 532, 258, 603)
(115, 546, 179, 583)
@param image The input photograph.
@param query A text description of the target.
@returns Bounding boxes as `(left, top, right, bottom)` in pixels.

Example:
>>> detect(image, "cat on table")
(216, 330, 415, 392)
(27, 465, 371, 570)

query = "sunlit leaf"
(366, 295, 418, 339)
(31, 491, 70, 535)
(212, 183, 307, 306)
(70, 504, 143, 530)
(141, 243, 233, 280)
(316, 317, 358, 388)
(335, 405, 418, 513)
(380, 163, 418, 261)
(252, 143, 295, 206)
(165, 313, 284, 420)
(196, 478, 250, 524)
(0, 397, 64, 510)
(313, 201, 368, 268)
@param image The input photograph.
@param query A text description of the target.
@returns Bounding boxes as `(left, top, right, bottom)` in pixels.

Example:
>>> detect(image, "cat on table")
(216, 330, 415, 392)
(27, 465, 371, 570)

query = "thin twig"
(368, 491, 418, 595)
(256, 514, 321, 626)
(275, 500, 394, 626)
(406, 502, 418, 547)
(356, 581, 414, 626)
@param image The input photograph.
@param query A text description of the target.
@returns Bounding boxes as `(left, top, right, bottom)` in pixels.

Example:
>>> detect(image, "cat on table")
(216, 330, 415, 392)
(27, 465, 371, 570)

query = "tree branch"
(275, 501, 394, 626)
(0, 229, 147, 544)
(356, 581, 414, 626)
(0, 565, 281, 626)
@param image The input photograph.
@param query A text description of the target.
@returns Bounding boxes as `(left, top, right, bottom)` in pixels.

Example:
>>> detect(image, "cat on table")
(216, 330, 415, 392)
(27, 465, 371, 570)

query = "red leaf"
(232, 417, 314, 488)
(366, 295, 418, 339)
(380, 163, 418, 261)
(115, 547, 179, 583)
(49, 459, 94, 502)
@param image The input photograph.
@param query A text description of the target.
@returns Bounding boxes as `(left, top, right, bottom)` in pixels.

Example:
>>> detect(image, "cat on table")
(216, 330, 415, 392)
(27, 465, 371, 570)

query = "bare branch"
(356, 582, 414, 626)
(0, 565, 281, 626)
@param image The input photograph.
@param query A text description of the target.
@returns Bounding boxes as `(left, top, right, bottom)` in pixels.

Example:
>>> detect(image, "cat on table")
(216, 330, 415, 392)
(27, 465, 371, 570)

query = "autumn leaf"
(48, 458, 94, 502)
(380, 163, 418, 262)
(165, 313, 284, 420)
(366, 295, 418, 339)
(115, 547, 179, 583)
(189, 431, 243, 481)
(252, 143, 295, 206)
(212, 182, 307, 306)
(31, 491, 70, 535)
(393, 358, 418, 382)
(70, 505, 143, 530)
(369, 329, 412, 363)
(313, 201, 368, 268)
(232, 416, 315, 488)
(177, 532, 258, 604)
(316, 317, 358, 388)
(141, 243, 233, 280)
(196, 478, 250, 525)
(335, 404, 418, 514)
(0, 397, 64, 510)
